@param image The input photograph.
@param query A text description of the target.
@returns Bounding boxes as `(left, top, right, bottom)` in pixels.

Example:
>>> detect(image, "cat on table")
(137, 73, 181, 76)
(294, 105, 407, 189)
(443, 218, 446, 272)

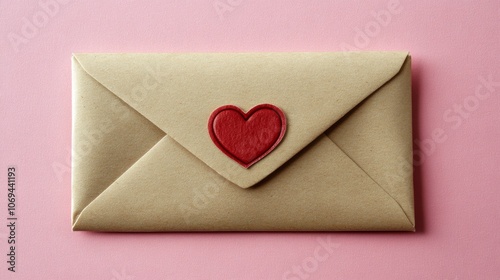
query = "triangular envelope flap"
(74, 52, 408, 188)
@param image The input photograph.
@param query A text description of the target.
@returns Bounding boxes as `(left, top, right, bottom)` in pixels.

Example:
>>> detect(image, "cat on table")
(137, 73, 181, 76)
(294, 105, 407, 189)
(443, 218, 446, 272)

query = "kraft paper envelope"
(71, 52, 415, 232)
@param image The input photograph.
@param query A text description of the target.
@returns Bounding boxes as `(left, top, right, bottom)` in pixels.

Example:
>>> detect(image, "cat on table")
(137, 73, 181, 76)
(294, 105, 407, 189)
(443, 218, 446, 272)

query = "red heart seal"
(208, 104, 287, 168)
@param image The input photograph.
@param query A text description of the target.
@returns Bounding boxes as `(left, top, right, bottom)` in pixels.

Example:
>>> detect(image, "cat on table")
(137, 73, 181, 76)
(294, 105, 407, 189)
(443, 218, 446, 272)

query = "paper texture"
(71, 52, 414, 231)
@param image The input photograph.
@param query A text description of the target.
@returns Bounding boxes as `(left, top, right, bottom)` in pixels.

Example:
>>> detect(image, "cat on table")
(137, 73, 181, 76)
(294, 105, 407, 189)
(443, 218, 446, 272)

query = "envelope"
(71, 52, 415, 232)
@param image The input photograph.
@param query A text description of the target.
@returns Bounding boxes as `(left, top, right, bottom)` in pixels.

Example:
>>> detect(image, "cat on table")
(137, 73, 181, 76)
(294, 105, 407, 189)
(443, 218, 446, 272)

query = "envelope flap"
(73, 52, 408, 188)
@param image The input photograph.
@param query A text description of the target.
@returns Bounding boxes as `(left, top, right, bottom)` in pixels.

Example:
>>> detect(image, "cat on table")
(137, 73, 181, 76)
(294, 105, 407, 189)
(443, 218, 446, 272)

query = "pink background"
(1, 0, 499, 279)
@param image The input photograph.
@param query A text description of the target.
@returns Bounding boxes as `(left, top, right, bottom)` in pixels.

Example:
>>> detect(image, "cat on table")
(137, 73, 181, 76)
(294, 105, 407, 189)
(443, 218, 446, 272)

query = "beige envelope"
(71, 52, 414, 232)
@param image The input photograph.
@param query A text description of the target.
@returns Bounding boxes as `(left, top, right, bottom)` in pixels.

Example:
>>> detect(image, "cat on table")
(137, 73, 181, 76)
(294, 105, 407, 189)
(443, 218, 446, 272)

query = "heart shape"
(208, 104, 287, 168)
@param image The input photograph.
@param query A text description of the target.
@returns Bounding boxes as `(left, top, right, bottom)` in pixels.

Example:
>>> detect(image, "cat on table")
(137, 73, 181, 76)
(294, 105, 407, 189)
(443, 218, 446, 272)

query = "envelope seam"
(72, 56, 167, 228)
(324, 135, 415, 228)
(72, 55, 166, 135)
(72, 135, 169, 230)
